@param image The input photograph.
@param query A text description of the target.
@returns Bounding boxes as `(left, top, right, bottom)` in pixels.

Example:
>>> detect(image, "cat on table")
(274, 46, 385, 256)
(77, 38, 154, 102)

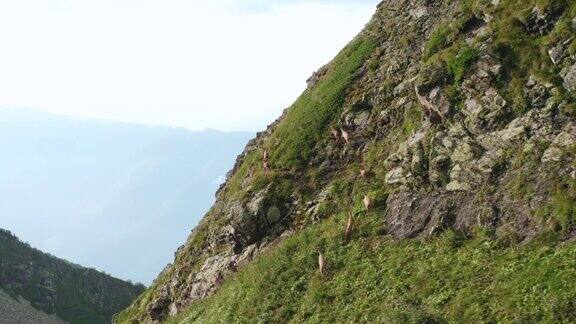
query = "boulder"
(541, 123, 576, 163)
(451, 142, 476, 163)
(524, 6, 559, 35)
(562, 63, 576, 93)
(548, 43, 565, 66)
(409, 6, 428, 19)
(385, 167, 405, 185)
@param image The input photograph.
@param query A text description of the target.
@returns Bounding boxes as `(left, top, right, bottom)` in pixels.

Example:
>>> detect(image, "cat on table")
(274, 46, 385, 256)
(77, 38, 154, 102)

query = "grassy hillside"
(0, 229, 145, 324)
(170, 220, 576, 323)
(119, 0, 576, 322)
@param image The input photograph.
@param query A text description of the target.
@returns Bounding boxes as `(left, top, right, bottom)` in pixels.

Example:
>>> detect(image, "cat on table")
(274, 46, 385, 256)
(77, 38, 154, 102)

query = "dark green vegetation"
(169, 217, 576, 323)
(0, 229, 145, 324)
(447, 46, 479, 84)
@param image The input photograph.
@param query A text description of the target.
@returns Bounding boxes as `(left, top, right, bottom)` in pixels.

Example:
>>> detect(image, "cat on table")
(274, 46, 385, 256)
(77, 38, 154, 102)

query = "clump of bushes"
(423, 27, 449, 59)
(447, 46, 479, 84)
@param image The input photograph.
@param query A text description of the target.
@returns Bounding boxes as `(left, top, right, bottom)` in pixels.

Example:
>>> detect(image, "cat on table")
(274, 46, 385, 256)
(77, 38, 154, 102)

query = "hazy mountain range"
(0, 107, 253, 285)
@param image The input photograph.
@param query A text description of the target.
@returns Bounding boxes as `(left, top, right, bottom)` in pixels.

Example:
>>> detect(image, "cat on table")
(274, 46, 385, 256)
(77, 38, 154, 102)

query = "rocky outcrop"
(563, 63, 576, 93)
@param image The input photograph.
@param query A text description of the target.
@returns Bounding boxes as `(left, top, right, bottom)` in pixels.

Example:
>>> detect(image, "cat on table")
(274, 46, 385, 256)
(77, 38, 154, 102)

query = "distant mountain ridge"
(0, 107, 253, 284)
(0, 228, 145, 324)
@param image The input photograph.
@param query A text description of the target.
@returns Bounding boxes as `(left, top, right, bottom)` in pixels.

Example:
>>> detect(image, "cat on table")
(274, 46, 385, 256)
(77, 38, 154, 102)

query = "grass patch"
(269, 36, 377, 169)
(402, 104, 423, 136)
(168, 216, 576, 323)
(447, 46, 480, 85)
(536, 182, 576, 233)
(423, 26, 449, 59)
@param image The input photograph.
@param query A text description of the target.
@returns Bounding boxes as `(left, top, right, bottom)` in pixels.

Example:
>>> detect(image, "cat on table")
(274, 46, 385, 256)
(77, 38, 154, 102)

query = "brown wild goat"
(318, 252, 326, 277)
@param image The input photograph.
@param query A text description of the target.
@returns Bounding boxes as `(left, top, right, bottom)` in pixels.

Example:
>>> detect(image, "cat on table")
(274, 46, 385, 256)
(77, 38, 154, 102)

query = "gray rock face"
(542, 123, 576, 163)
(306, 65, 330, 89)
(549, 43, 565, 65)
(562, 63, 576, 93)
(524, 6, 560, 35)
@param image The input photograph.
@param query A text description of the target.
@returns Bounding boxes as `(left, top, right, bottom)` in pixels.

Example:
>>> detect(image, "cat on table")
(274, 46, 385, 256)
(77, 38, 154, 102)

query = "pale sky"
(0, 0, 380, 131)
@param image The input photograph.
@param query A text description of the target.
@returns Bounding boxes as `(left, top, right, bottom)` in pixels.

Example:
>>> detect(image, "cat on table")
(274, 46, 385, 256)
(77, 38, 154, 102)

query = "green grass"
(55, 281, 107, 324)
(447, 46, 480, 85)
(269, 36, 376, 169)
(221, 35, 376, 200)
(168, 211, 576, 323)
(423, 26, 449, 59)
(402, 104, 423, 136)
(536, 181, 576, 233)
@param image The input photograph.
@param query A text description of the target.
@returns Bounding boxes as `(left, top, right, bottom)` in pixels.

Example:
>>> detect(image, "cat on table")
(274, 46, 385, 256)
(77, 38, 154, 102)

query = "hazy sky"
(0, 0, 379, 131)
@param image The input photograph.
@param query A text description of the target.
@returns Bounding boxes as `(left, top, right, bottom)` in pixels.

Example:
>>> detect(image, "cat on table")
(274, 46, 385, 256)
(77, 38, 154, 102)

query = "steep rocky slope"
(119, 0, 576, 322)
(0, 289, 65, 324)
(0, 229, 145, 323)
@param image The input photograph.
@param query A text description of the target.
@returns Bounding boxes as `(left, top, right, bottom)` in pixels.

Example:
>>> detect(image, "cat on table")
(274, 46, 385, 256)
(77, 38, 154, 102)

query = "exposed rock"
(477, 149, 504, 174)
(353, 111, 371, 128)
(429, 155, 449, 187)
(184, 255, 230, 301)
(524, 6, 560, 35)
(548, 43, 565, 66)
(451, 141, 477, 163)
(415, 85, 451, 123)
(446, 165, 472, 192)
(478, 117, 527, 150)
(385, 167, 405, 185)
(542, 146, 565, 163)
(562, 63, 576, 93)
(306, 65, 329, 89)
(0, 290, 65, 324)
(542, 123, 576, 163)
(409, 6, 428, 19)
(460, 58, 510, 134)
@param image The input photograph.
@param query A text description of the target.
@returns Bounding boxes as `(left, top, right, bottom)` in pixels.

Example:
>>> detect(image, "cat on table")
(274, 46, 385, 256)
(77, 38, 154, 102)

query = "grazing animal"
(341, 129, 350, 144)
(344, 215, 353, 242)
(263, 149, 269, 162)
(363, 194, 371, 211)
(318, 252, 326, 277)
(263, 160, 270, 173)
(330, 127, 340, 141)
(360, 168, 367, 179)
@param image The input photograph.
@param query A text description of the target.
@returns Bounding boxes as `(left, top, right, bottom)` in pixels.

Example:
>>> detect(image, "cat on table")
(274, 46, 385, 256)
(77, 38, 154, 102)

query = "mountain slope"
(0, 289, 65, 324)
(0, 108, 252, 284)
(0, 229, 145, 323)
(119, 0, 576, 322)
